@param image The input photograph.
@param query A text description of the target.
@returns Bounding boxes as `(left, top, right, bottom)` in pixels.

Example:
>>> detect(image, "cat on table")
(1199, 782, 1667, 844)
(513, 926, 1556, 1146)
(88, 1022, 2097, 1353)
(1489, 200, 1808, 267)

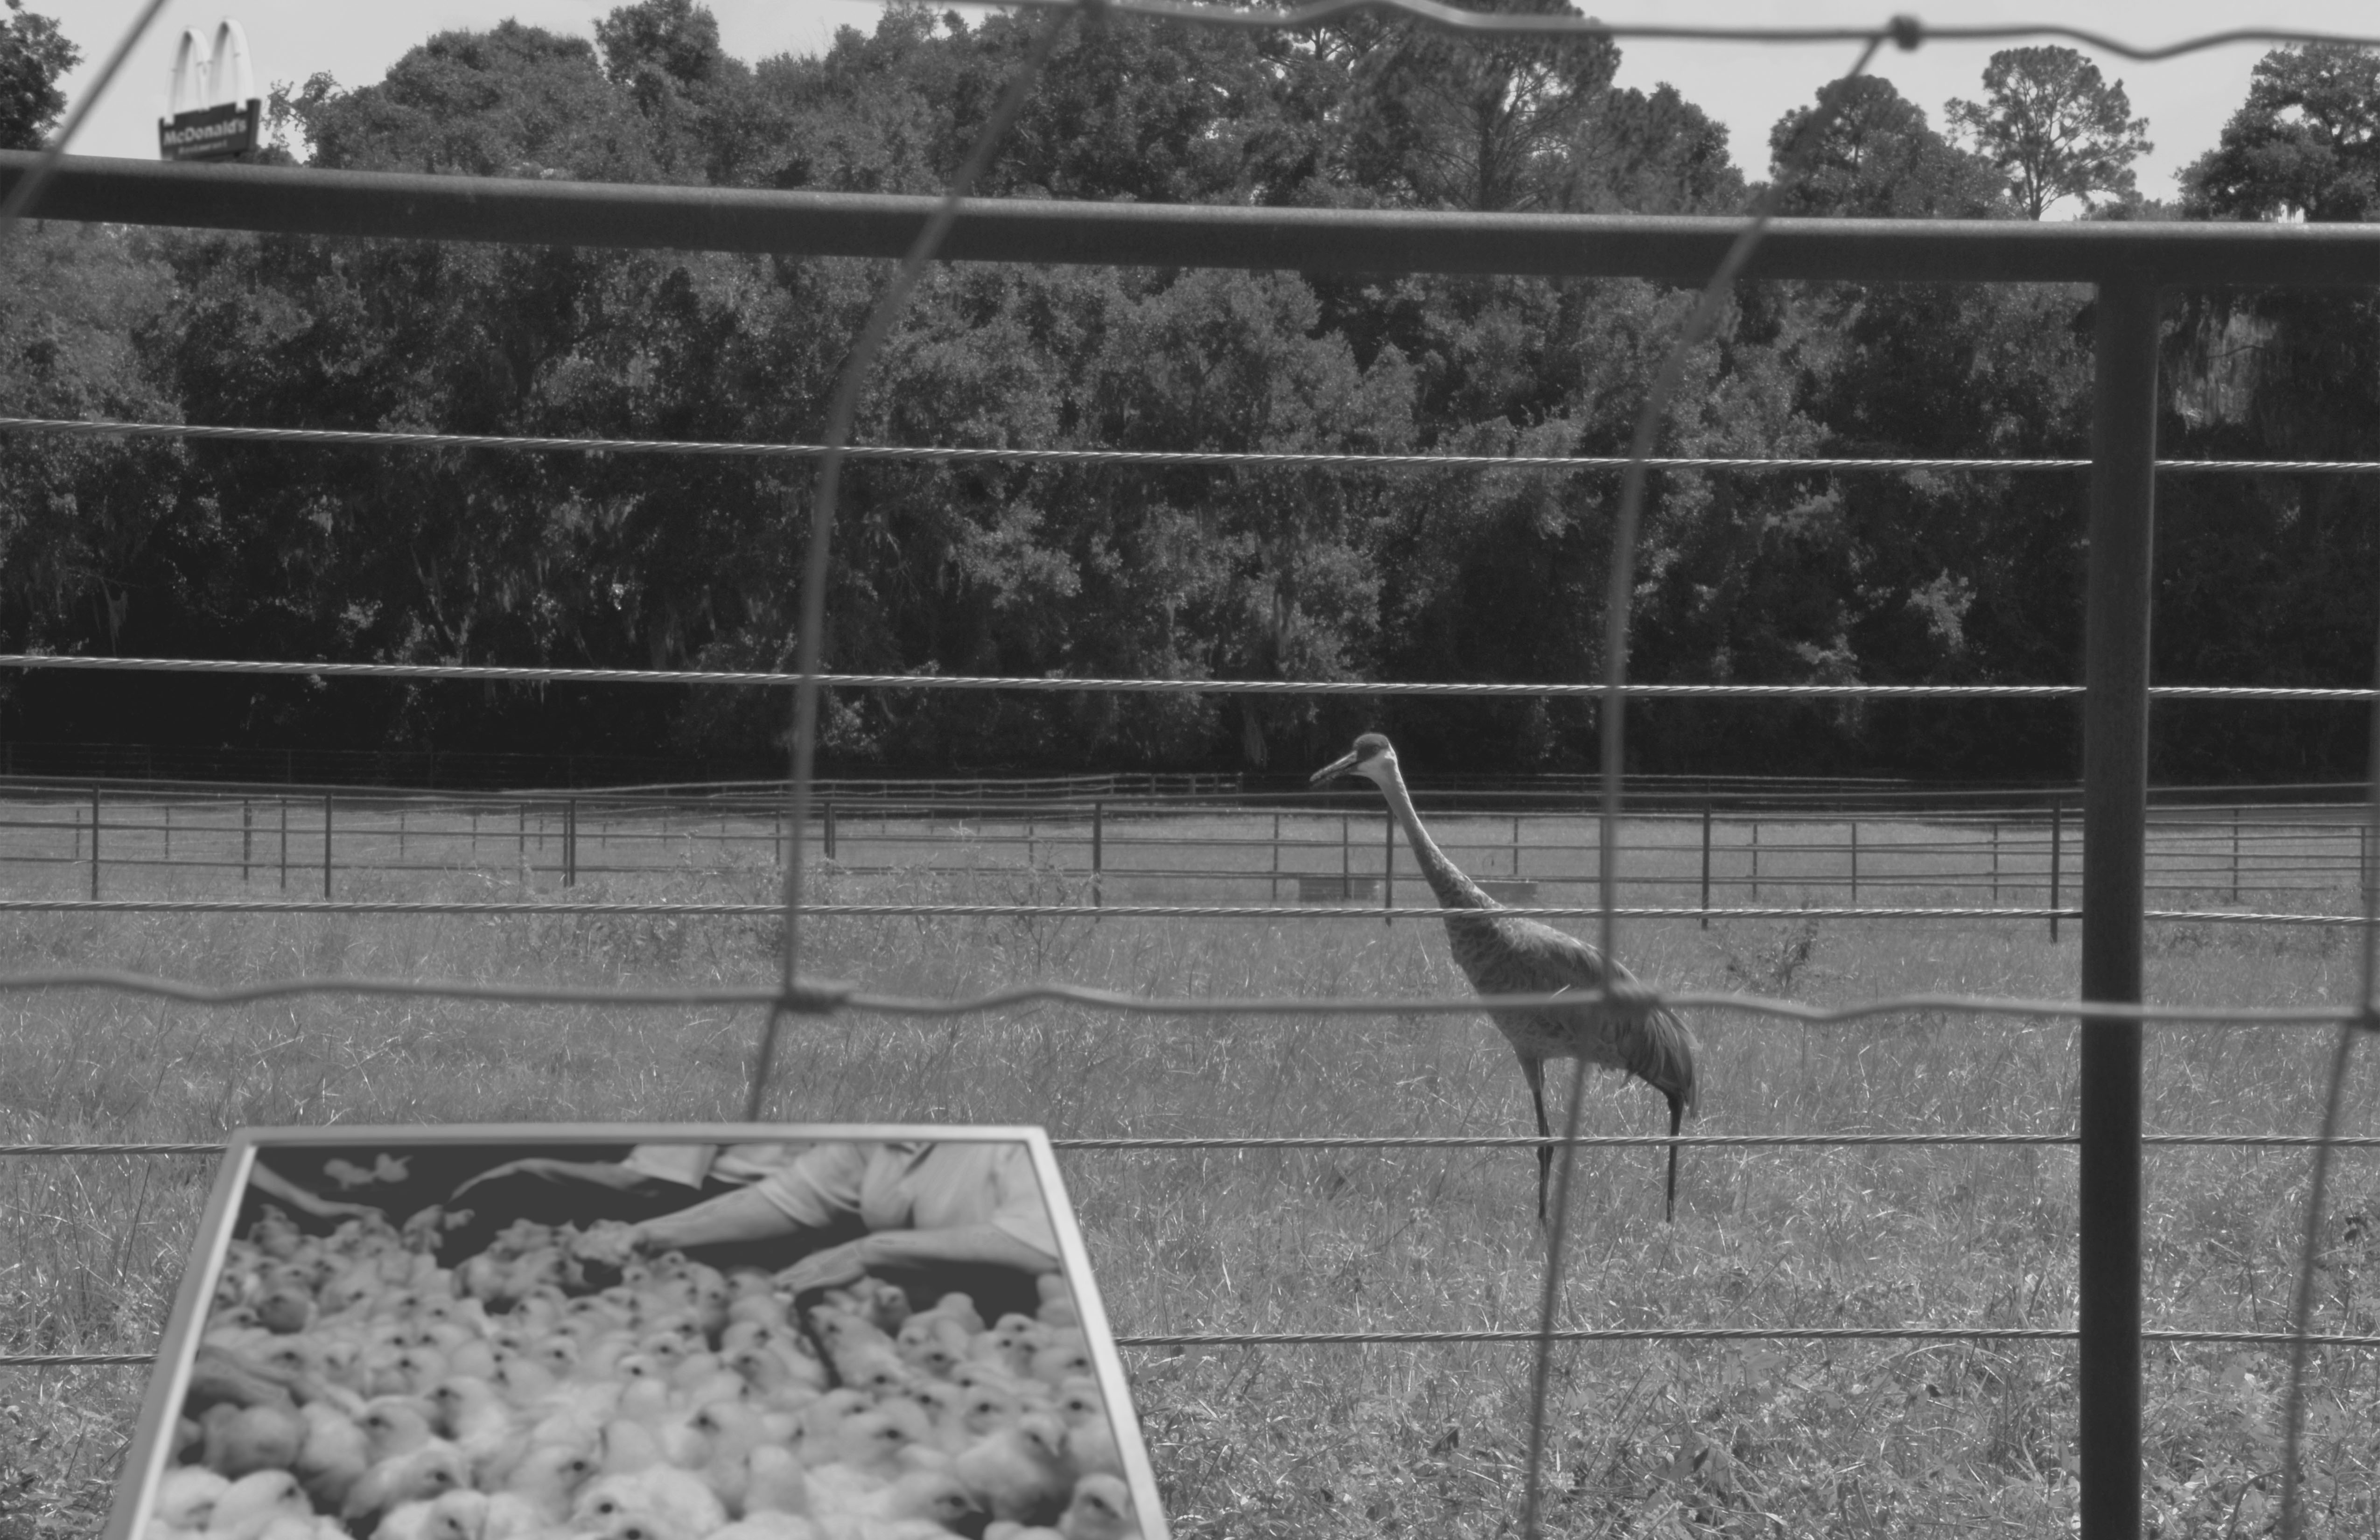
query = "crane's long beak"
(1309, 750, 1362, 786)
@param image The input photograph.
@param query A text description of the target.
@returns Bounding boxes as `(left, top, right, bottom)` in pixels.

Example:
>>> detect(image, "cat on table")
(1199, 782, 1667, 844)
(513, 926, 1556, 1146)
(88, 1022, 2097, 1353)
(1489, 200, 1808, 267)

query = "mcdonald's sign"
(158, 20, 260, 161)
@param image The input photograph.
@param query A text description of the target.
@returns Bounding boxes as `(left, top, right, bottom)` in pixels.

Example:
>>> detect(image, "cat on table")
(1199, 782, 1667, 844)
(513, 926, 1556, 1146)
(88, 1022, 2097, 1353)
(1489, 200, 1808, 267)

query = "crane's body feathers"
(1314, 732, 1697, 1220)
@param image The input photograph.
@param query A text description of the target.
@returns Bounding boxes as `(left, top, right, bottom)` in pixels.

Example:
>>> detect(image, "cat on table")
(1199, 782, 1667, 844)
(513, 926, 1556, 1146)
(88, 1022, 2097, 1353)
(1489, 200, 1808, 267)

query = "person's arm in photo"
(777, 1145, 1060, 1292)
(775, 1220, 1060, 1294)
(249, 1161, 380, 1222)
(630, 1183, 805, 1250)
(450, 1156, 649, 1197)
(630, 1141, 870, 1252)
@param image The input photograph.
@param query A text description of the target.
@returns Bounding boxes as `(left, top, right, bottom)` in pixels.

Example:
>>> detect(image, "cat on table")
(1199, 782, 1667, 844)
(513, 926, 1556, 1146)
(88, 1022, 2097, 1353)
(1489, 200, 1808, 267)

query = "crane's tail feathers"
(1648, 1003, 1698, 1117)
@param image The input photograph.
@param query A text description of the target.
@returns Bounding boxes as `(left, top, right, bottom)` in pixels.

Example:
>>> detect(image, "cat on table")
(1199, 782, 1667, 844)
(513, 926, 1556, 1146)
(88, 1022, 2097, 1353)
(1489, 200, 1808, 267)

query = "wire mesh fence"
(7, 9, 2380, 1540)
(0, 779, 2372, 926)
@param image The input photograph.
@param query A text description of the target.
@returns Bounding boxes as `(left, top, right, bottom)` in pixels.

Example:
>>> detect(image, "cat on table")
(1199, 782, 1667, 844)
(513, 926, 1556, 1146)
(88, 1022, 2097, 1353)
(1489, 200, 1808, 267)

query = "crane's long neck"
(1377, 764, 1497, 912)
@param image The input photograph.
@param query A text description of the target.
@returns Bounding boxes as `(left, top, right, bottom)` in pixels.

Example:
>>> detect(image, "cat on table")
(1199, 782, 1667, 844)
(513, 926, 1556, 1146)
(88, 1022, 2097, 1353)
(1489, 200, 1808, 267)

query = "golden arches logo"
(158, 19, 259, 161)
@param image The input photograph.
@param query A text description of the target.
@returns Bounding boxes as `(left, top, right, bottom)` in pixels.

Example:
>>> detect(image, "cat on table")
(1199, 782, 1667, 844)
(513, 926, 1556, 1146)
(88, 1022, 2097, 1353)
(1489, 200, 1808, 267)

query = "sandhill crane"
(1312, 732, 1697, 1222)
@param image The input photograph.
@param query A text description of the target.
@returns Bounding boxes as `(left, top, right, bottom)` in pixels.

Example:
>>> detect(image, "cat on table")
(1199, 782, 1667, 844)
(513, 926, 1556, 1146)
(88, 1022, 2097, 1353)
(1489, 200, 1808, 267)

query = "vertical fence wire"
(1521, 27, 1900, 1539)
(743, 2, 1084, 1122)
(2276, 609, 2380, 1539)
(0, 0, 171, 242)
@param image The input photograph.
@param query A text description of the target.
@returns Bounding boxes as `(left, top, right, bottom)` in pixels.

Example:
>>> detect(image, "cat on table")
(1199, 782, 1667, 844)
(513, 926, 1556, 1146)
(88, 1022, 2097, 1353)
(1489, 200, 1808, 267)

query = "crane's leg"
(1663, 1089, 1684, 1223)
(1521, 1054, 1551, 1225)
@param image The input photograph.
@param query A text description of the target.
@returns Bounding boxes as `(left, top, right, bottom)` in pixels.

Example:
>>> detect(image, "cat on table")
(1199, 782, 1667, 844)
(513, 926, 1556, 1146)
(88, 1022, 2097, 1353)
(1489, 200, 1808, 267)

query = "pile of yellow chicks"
(148, 1202, 1139, 1540)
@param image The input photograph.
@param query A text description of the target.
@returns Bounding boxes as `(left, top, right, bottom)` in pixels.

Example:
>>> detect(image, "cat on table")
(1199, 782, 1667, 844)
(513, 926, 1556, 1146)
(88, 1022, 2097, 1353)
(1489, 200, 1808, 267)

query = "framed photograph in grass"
(109, 1123, 1164, 1540)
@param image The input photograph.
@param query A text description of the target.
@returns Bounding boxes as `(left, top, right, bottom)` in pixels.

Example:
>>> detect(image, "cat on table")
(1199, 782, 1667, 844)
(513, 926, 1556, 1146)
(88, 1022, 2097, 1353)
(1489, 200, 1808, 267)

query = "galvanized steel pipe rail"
(7, 151, 2380, 286)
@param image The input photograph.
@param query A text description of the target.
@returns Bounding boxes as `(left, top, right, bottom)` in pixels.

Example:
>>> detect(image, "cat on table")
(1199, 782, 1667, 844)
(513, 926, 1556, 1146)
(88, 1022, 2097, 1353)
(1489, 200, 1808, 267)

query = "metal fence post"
(322, 793, 333, 899)
(89, 783, 99, 900)
(1848, 819, 1858, 907)
(2230, 803, 2240, 905)
(1750, 818, 1759, 903)
(825, 800, 837, 861)
(2079, 274, 2157, 1540)
(242, 799, 252, 882)
(2051, 798, 2064, 942)
(1700, 804, 1711, 928)
(1270, 812, 1281, 900)
(1092, 801, 1104, 910)
(279, 799, 287, 889)
(565, 799, 578, 887)
(1341, 814, 1350, 896)
(1383, 812, 1393, 925)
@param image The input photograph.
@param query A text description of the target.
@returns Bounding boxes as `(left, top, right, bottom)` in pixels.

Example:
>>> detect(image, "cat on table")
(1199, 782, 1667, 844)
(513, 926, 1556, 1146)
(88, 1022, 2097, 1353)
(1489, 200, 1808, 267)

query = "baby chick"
(1026, 1338, 1093, 1391)
(149, 1466, 231, 1540)
(952, 1414, 1072, 1525)
(487, 1442, 595, 1526)
(428, 1378, 518, 1476)
(424, 1488, 490, 1540)
(1055, 1476, 1136, 1540)
(1050, 1381, 1121, 1482)
(852, 1471, 982, 1530)
(739, 1447, 813, 1521)
(206, 1470, 315, 1540)
(571, 1466, 728, 1540)
(294, 1402, 371, 1509)
(357, 1400, 440, 1464)
(342, 1442, 467, 1528)
(202, 1404, 308, 1479)
(707, 1515, 818, 1540)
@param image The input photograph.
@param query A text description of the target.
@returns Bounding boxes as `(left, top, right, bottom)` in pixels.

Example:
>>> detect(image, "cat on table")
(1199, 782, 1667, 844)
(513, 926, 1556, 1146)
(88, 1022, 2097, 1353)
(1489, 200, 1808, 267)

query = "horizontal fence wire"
(2, 653, 2375, 699)
(1116, 1328, 2380, 1346)
(0, 898, 2361, 927)
(986, 3, 2380, 63)
(15, 1327, 2380, 1369)
(8, 1135, 2380, 1156)
(3, 417, 2379, 475)
(0, 970, 2368, 1027)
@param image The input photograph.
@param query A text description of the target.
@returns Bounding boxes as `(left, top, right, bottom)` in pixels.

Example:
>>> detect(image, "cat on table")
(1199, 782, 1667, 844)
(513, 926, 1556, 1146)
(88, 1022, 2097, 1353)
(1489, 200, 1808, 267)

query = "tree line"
(0, 1, 2374, 784)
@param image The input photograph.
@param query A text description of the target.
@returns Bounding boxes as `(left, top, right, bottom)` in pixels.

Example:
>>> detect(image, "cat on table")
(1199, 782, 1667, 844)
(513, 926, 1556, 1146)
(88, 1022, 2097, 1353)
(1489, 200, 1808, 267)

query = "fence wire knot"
(780, 978, 854, 1015)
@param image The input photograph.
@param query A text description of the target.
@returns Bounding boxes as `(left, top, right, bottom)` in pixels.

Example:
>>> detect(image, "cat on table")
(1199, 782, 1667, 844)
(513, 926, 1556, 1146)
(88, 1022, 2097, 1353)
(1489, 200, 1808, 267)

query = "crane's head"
(1310, 732, 1396, 788)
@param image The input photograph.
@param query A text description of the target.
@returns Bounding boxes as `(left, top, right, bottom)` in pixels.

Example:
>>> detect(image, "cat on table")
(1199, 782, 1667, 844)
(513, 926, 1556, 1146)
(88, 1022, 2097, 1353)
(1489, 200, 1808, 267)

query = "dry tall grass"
(3, 813, 2376, 1538)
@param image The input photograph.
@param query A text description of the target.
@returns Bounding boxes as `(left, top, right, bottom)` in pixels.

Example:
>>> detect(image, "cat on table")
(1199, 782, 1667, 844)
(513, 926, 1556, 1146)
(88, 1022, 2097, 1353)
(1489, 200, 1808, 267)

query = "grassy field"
(3, 814, 2379, 1539)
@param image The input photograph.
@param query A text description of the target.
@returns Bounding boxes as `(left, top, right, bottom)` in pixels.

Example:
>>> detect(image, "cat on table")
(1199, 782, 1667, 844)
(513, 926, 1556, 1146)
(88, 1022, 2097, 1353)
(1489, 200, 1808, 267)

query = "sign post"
(158, 21, 260, 161)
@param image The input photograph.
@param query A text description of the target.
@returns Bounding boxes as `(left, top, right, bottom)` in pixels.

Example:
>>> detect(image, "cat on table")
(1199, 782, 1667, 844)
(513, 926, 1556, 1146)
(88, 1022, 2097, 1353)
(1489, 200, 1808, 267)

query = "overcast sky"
(31, 1, 2380, 210)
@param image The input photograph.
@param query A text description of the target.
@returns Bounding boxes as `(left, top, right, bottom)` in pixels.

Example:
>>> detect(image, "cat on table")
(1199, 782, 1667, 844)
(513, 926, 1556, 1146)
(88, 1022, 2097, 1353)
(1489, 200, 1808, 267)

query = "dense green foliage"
(1946, 47, 2151, 220)
(0, 0, 75, 149)
(0, 7, 2373, 782)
